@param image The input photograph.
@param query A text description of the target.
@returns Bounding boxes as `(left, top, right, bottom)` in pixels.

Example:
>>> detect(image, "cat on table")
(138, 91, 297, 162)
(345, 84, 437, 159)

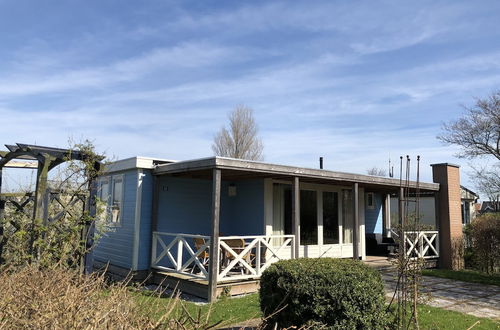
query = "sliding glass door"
(323, 191, 339, 244)
(272, 183, 354, 250)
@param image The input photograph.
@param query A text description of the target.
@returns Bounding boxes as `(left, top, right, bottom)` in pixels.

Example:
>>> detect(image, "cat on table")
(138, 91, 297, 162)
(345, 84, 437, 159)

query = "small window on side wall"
(98, 177, 111, 223)
(97, 175, 123, 225)
(366, 192, 375, 209)
(111, 176, 123, 224)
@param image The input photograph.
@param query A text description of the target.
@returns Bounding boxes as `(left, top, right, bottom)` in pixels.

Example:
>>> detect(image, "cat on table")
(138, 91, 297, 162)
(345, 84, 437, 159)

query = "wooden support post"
(31, 155, 51, 260)
(149, 175, 160, 270)
(33, 157, 51, 222)
(292, 177, 300, 259)
(383, 193, 392, 238)
(83, 177, 98, 274)
(208, 168, 221, 302)
(352, 183, 359, 260)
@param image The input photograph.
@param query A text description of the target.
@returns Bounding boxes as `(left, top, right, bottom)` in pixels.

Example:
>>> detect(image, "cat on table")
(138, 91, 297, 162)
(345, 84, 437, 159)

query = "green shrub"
(259, 258, 389, 329)
(469, 214, 500, 273)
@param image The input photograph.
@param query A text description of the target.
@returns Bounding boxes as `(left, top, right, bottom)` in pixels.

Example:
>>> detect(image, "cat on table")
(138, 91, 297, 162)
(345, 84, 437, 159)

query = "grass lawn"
(134, 291, 261, 327)
(422, 268, 500, 286)
(134, 292, 499, 329)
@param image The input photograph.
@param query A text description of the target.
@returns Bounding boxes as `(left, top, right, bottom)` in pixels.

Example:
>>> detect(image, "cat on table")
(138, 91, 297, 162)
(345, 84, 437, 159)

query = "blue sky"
(1, 0, 500, 191)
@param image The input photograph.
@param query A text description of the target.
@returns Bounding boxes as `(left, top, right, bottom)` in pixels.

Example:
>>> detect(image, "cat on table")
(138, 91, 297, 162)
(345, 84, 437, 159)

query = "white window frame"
(97, 174, 124, 226)
(110, 174, 124, 226)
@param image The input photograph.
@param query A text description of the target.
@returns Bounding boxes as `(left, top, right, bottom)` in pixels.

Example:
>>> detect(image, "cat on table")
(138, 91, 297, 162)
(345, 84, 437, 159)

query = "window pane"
(300, 190, 317, 245)
(323, 191, 339, 244)
(342, 189, 353, 244)
(111, 179, 123, 223)
(100, 182, 109, 201)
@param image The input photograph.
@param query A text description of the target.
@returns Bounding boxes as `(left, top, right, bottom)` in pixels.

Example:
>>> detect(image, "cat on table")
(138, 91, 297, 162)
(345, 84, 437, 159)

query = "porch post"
(292, 177, 300, 258)
(352, 183, 359, 259)
(383, 193, 391, 238)
(208, 168, 221, 302)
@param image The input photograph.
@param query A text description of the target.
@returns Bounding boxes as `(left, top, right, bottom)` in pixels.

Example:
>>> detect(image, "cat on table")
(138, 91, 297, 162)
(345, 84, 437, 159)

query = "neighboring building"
(388, 185, 478, 228)
(480, 200, 500, 214)
(460, 186, 479, 225)
(93, 157, 462, 300)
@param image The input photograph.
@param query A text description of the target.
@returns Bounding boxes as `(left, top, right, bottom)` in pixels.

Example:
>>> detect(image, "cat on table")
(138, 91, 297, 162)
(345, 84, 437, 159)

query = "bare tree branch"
(438, 90, 500, 160)
(366, 167, 387, 177)
(211, 106, 264, 161)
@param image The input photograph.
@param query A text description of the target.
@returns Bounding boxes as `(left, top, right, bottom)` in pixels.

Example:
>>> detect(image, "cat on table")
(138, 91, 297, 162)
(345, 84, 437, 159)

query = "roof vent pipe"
(319, 157, 323, 169)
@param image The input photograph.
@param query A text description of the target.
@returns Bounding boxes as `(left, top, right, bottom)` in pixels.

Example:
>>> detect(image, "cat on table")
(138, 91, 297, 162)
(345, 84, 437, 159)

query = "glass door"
(323, 191, 339, 244)
(342, 189, 353, 244)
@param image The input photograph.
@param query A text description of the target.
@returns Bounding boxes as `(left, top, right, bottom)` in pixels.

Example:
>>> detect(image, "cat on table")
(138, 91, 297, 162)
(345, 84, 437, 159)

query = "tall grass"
(0, 266, 219, 329)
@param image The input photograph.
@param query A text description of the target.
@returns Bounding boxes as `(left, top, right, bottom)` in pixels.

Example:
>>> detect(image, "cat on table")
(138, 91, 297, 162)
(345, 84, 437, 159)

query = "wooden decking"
(152, 270, 260, 300)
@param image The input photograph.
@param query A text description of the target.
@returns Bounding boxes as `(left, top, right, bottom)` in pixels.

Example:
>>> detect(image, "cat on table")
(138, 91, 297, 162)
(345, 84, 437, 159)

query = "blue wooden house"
(94, 156, 443, 300)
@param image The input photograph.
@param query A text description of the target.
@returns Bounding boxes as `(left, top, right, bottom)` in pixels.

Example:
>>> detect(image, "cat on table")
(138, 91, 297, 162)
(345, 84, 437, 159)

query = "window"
(323, 191, 339, 244)
(98, 175, 123, 225)
(111, 177, 123, 224)
(366, 192, 375, 209)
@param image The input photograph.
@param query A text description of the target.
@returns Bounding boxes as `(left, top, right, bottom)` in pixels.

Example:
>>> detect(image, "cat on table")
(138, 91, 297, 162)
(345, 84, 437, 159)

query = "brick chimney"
(431, 163, 464, 269)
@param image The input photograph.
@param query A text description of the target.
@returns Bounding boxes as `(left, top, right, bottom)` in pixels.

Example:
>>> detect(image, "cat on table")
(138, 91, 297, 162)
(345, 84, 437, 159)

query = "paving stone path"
(363, 257, 500, 320)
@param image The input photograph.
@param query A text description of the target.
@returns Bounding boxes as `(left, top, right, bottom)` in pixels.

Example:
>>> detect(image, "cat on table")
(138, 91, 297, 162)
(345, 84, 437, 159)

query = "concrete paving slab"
(380, 270, 500, 319)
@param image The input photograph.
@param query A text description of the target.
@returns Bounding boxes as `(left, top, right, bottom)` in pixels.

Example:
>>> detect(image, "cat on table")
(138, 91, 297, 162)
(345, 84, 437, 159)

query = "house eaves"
(153, 156, 440, 192)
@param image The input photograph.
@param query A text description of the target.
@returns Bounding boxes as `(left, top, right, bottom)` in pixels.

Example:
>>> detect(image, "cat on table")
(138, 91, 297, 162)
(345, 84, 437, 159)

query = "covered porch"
(149, 157, 440, 301)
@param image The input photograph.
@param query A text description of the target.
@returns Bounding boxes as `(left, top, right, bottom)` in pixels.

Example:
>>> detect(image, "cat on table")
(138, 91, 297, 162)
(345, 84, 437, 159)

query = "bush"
(468, 214, 500, 273)
(259, 258, 389, 329)
(0, 265, 216, 329)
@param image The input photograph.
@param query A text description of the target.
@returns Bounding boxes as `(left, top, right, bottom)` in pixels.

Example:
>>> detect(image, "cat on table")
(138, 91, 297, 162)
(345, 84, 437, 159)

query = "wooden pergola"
(0, 143, 103, 272)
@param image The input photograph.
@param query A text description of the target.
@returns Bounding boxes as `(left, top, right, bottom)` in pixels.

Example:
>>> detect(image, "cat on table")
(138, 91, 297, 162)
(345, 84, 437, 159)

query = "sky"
(1, 0, 500, 192)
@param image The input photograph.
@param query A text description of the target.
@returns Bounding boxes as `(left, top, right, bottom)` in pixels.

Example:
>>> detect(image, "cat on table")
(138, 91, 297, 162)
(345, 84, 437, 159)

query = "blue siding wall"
(221, 180, 265, 235)
(95, 173, 266, 271)
(365, 193, 383, 234)
(94, 170, 137, 269)
(156, 176, 213, 235)
(156, 177, 265, 236)
(137, 170, 153, 270)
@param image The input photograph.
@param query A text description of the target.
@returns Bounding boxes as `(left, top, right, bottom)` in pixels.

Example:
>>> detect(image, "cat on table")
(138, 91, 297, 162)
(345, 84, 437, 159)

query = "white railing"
(151, 232, 211, 280)
(218, 235, 295, 282)
(151, 232, 295, 282)
(403, 231, 439, 259)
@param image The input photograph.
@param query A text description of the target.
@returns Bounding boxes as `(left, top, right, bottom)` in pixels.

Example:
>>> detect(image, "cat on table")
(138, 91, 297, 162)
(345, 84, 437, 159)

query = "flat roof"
(104, 156, 175, 173)
(154, 156, 440, 192)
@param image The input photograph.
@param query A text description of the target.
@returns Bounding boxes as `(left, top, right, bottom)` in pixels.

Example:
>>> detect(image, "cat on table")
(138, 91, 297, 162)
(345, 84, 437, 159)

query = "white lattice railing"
(151, 232, 211, 280)
(403, 231, 439, 259)
(218, 235, 295, 282)
(151, 232, 295, 282)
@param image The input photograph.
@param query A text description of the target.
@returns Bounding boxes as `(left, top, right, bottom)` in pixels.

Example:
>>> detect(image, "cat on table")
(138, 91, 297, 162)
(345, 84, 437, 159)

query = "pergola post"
(208, 168, 221, 302)
(33, 155, 51, 223)
(292, 177, 300, 258)
(31, 155, 51, 258)
(352, 183, 359, 260)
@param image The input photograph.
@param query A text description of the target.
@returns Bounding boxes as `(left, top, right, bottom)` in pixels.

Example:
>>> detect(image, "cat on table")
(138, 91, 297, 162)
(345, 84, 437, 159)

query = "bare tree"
(438, 90, 500, 160)
(212, 106, 264, 161)
(438, 90, 500, 199)
(366, 167, 387, 176)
